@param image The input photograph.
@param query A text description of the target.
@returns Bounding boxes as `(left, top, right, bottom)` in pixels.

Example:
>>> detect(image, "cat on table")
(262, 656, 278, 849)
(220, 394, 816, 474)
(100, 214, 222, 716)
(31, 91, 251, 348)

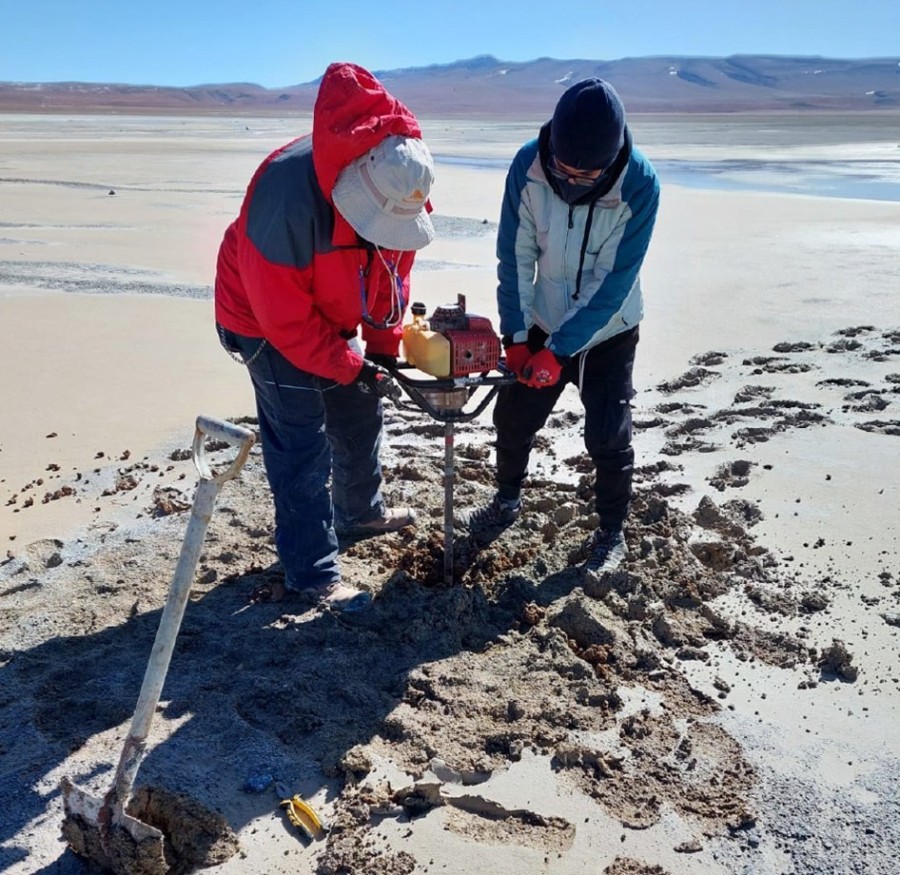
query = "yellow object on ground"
(279, 795, 325, 840)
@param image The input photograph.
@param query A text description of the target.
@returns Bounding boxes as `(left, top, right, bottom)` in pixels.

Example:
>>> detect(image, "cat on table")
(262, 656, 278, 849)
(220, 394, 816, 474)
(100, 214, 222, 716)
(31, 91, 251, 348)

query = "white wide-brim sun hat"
(332, 134, 435, 251)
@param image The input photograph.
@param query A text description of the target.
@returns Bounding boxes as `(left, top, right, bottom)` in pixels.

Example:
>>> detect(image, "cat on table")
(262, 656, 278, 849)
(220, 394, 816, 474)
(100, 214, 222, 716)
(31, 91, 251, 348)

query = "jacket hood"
(312, 62, 424, 200)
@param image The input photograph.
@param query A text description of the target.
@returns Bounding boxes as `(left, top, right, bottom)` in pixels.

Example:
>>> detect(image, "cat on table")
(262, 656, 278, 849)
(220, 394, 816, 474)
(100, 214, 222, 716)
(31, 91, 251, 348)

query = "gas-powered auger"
(391, 295, 515, 585)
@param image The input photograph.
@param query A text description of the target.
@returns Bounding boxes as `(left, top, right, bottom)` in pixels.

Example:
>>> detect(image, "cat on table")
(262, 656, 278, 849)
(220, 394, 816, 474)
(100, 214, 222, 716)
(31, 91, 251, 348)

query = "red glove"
(503, 343, 531, 378)
(522, 348, 563, 389)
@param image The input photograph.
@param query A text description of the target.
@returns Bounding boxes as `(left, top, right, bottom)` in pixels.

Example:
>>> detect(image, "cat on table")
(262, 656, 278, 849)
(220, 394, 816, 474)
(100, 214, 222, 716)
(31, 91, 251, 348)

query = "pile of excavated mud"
(2, 326, 897, 874)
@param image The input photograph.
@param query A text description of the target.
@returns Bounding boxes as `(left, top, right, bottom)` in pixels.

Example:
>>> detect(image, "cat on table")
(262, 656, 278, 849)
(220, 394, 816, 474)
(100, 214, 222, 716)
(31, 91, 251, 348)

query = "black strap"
(573, 199, 597, 301)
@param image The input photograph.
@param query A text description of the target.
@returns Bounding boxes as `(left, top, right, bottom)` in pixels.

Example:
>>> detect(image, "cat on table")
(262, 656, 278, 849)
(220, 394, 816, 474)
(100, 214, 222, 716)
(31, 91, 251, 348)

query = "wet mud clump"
(818, 638, 859, 681)
(308, 461, 797, 866)
(61, 784, 239, 875)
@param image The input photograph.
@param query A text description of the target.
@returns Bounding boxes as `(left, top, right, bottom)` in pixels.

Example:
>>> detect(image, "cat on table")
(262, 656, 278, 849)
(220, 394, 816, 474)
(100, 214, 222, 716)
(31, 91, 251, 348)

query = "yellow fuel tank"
(402, 313, 451, 377)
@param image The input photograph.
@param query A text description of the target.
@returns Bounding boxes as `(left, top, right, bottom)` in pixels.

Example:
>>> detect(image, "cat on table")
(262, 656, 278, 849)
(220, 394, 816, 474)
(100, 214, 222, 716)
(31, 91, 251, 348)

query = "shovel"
(61, 415, 255, 874)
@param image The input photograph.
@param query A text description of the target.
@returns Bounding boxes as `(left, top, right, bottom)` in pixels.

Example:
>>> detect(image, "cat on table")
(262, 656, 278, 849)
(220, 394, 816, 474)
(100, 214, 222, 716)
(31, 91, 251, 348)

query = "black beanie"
(550, 78, 626, 171)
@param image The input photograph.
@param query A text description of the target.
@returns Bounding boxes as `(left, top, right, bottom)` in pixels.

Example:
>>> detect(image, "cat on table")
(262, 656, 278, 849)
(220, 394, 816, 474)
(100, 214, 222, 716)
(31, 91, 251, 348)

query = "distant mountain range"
(2, 55, 899, 116)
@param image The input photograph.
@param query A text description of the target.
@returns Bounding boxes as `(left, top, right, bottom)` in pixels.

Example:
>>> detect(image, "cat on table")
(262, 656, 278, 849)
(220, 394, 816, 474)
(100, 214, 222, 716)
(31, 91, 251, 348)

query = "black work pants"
(493, 326, 638, 532)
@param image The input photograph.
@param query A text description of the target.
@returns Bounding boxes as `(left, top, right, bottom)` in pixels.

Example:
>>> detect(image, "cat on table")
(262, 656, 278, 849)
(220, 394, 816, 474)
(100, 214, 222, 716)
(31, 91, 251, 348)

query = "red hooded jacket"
(214, 62, 428, 384)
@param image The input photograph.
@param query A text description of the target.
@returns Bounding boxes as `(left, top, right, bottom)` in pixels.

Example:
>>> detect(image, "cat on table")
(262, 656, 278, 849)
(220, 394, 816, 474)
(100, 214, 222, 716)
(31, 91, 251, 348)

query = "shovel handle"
(109, 416, 255, 811)
(192, 415, 256, 483)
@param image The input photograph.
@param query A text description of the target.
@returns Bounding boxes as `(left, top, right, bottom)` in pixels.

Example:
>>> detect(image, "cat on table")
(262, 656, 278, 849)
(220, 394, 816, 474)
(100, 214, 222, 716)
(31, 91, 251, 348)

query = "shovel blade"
(61, 778, 168, 875)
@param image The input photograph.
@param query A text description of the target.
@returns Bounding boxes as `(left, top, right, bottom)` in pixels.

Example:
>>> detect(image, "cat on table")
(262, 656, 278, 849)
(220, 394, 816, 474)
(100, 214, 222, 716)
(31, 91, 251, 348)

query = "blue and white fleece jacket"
(496, 129, 660, 359)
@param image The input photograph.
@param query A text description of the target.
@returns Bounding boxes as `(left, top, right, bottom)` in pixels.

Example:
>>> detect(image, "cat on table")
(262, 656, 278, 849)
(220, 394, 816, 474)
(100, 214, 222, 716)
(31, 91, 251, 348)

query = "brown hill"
(2, 54, 899, 116)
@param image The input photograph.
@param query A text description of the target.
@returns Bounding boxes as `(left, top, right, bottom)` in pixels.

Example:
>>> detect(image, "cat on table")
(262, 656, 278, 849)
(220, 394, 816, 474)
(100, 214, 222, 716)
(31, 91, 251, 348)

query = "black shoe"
(583, 528, 626, 576)
(462, 493, 521, 533)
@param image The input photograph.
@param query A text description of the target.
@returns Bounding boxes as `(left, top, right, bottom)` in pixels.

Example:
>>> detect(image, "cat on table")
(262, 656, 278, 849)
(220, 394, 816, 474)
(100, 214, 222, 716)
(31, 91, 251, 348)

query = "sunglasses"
(548, 155, 604, 187)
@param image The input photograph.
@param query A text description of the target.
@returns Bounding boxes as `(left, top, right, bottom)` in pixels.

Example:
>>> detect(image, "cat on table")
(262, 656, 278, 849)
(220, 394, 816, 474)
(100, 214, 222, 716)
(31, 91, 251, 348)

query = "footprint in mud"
(663, 416, 714, 438)
(656, 367, 720, 393)
(842, 390, 890, 412)
(444, 794, 575, 853)
(817, 377, 871, 388)
(15, 537, 65, 570)
(655, 401, 707, 416)
(554, 713, 756, 834)
(633, 415, 668, 430)
(715, 400, 828, 447)
(835, 325, 877, 338)
(633, 460, 683, 483)
(690, 350, 728, 366)
(742, 356, 816, 374)
(548, 410, 581, 429)
(773, 341, 817, 353)
(731, 426, 777, 447)
(563, 453, 595, 473)
(854, 419, 900, 436)
(823, 324, 900, 359)
(825, 338, 865, 353)
(604, 858, 672, 875)
(406, 422, 446, 438)
(660, 437, 718, 456)
(733, 384, 774, 404)
(693, 495, 762, 537)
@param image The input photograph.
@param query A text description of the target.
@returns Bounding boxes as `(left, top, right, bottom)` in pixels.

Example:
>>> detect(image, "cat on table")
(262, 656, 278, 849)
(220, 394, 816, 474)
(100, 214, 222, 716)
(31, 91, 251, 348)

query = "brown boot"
(337, 507, 416, 535)
(249, 578, 371, 612)
(303, 580, 372, 612)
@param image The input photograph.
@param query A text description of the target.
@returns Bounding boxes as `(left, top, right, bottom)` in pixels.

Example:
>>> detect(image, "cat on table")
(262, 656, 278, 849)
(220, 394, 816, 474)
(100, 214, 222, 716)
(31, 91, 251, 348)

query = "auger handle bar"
(390, 363, 517, 423)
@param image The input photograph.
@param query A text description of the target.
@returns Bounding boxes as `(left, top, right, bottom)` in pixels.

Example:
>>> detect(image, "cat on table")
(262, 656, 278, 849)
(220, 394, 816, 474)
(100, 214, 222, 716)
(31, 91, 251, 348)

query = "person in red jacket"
(215, 62, 435, 612)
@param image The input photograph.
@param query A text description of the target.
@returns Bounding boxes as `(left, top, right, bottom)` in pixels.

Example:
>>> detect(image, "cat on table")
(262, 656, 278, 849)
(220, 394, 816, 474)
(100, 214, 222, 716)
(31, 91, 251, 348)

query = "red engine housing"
(427, 297, 500, 376)
(443, 318, 501, 376)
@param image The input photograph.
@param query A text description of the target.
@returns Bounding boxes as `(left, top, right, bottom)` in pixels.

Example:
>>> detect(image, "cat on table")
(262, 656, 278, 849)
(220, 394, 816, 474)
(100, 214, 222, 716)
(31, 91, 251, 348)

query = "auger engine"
(401, 294, 502, 415)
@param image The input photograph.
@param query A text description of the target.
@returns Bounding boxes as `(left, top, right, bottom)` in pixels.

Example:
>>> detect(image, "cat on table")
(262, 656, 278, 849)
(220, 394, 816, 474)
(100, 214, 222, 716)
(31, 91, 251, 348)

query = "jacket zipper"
(572, 200, 597, 301)
(564, 205, 574, 300)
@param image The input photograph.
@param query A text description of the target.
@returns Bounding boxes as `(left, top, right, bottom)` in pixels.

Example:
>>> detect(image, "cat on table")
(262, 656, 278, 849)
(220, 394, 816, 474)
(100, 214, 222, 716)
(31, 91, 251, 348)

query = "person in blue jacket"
(465, 77, 660, 578)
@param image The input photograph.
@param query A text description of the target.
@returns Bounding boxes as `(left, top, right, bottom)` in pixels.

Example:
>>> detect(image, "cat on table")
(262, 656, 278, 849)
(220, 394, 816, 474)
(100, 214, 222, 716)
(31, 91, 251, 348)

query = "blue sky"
(3, 0, 898, 87)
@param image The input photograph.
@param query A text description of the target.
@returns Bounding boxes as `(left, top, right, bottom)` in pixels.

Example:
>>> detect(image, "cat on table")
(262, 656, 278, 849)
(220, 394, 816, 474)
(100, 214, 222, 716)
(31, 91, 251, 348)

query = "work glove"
(356, 362, 402, 401)
(364, 352, 398, 372)
(522, 348, 563, 389)
(502, 343, 531, 379)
